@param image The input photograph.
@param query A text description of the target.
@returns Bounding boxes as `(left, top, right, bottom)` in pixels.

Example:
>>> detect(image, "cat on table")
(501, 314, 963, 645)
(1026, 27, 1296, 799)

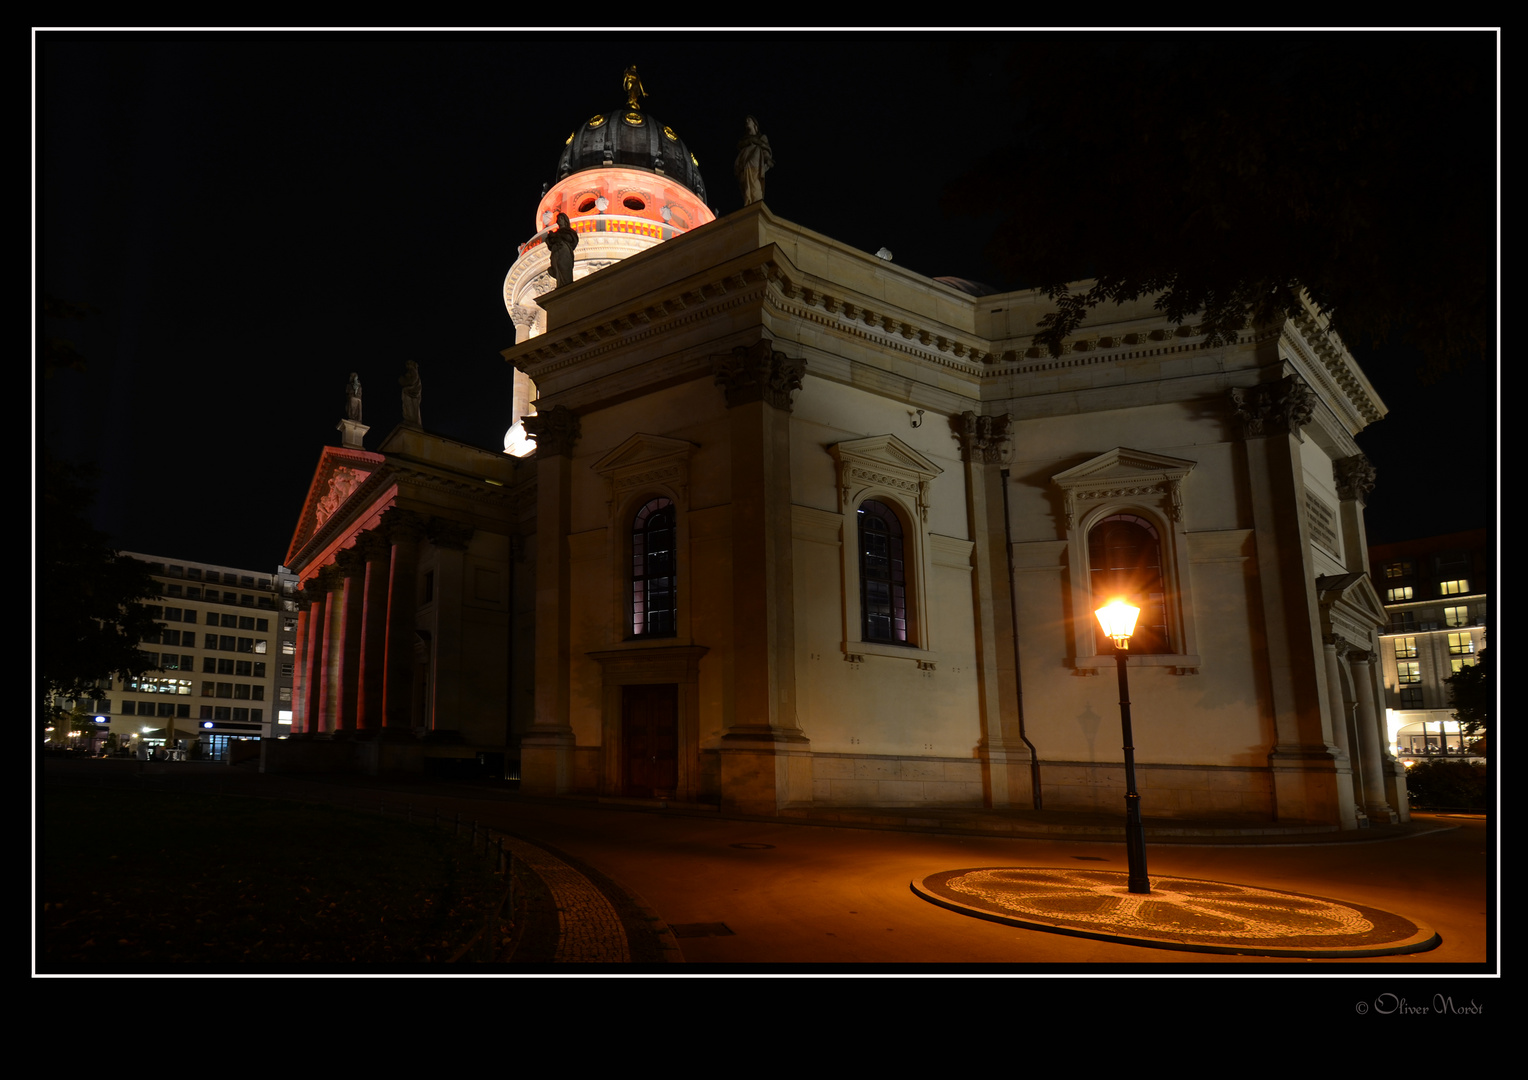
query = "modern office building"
(98, 554, 290, 759)
(1370, 529, 1492, 761)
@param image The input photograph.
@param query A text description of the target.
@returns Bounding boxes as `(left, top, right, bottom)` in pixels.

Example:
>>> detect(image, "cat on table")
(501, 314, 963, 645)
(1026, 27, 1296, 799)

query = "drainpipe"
(1000, 468, 1042, 809)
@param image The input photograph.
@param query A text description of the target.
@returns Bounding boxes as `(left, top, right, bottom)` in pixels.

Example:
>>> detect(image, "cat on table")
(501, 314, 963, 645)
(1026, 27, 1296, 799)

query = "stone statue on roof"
(345, 372, 363, 422)
(400, 360, 422, 427)
(735, 115, 772, 207)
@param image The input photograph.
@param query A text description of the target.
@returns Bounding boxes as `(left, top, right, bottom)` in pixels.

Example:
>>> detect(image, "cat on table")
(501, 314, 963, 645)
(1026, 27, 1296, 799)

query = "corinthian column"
(1347, 650, 1398, 823)
(291, 593, 313, 735)
(355, 530, 392, 730)
(332, 546, 366, 733)
(382, 510, 426, 732)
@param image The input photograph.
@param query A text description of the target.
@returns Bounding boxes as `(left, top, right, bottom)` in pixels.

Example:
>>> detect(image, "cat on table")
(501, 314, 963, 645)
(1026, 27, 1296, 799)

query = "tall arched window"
(631, 497, 676, 638)
(858, 500, 908, 645)
(1088, 513, 1169, 654)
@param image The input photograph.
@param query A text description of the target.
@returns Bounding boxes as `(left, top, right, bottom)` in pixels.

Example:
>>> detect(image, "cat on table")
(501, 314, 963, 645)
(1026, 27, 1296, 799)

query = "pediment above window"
(1317, 572, 1388, 637)
(829, 434, 944, 521)
(1051, 447, 1197, 530)
(590, 432, 697, 511)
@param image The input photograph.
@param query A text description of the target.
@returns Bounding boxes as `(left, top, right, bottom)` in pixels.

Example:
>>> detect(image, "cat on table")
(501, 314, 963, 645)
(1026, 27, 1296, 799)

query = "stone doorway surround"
(589, 645, 708, 802)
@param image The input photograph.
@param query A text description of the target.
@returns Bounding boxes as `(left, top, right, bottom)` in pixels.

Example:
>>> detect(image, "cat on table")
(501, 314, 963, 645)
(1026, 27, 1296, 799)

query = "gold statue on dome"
(623, 66, 647, 110)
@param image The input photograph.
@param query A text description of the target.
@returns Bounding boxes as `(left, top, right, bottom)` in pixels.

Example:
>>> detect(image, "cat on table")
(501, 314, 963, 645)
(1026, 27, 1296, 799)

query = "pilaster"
(426, 518, 474, 732)
(713, 340, 811, 814)
(951, 411, 1032, 808)
(522, 405, 580, 794)
(1230, 375, 1345, 823)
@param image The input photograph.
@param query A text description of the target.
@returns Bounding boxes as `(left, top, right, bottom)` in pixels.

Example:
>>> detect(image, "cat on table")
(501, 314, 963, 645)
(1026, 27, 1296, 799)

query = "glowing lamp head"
(1095, 598, 1141, 650)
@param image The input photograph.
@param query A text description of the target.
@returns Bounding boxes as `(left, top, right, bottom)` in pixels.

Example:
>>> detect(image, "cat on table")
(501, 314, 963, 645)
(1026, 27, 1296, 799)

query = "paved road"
(40, 760, 1493, 970)
(451, 795, 1492, 967)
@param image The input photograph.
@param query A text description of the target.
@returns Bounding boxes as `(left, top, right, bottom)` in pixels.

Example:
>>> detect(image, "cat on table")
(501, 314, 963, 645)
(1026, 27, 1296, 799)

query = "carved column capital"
(524, 404, 581, 457)
(712, 339, 807, 410)
(316, 563, 346, 592)
(1228, 375, 1316, 441)
(1324, 632, 1354, 656)
(333, 545, 366, 577)
(1334, 453, 1377, 502)
(357, 529, 393, 563)
(381, 508, 428, 545)
(950, 410, 1013, 463)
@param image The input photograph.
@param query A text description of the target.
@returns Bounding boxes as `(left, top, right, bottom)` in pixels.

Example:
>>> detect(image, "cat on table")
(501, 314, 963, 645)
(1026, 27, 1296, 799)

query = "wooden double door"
(621, 682, 679, 797)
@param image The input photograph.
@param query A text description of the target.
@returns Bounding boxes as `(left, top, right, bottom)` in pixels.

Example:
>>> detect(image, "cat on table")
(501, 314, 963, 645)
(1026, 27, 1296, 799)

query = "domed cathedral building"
(282, 70, 1407, 833)
(502, 67, 714, 457)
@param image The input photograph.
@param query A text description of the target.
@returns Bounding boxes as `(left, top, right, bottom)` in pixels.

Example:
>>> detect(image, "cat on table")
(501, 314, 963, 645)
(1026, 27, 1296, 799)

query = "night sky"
(37, 31, 1498, 573)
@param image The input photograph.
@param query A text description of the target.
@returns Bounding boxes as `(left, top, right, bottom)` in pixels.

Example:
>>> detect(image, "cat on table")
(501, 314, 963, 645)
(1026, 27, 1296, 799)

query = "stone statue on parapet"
(400, 360, 422, 427)
(735, 115, 772, 207)
(345, 372, 363, 422)
(622, 65, 647, 111)
(545, 211, 579, 289)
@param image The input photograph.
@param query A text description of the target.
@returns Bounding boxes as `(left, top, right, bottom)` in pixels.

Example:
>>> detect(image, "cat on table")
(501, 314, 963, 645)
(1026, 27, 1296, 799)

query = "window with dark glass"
(1088, 514, 1169, 654)
(632, 497, 676, 637)
(858, 500, 908, 644)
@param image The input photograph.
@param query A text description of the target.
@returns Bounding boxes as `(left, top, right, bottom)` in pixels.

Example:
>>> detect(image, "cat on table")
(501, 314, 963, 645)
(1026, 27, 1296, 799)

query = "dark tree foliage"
(948, 33, 1495, 375)
(1404, 759, 1488, 811)
(1446, 648, 1491, 750)
(40, 454, 162, 713)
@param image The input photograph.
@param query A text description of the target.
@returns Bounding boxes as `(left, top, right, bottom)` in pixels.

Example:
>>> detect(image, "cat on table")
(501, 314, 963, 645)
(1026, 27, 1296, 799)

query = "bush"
(1405, 759, 1489, 810)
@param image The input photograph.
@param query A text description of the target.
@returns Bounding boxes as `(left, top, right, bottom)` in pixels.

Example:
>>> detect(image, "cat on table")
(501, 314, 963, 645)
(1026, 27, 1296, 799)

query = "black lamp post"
(1095, 599, 1151, 894)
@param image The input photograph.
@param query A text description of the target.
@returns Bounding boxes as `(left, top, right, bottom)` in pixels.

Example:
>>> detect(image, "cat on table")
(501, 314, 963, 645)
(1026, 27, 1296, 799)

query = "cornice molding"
(1284, 303, 1386, 428)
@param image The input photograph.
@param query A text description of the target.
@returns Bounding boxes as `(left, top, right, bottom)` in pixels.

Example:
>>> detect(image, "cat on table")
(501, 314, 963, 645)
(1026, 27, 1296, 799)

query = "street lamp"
(1095, 598, 1151, 894)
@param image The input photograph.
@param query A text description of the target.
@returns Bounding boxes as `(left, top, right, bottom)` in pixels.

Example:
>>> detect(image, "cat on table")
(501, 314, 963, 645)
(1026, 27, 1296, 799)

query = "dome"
(553, 105, 708, 205)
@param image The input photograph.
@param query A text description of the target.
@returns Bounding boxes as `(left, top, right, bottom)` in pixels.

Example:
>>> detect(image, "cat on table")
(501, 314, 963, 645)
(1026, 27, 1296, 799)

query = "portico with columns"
(272, 423, 531, 773)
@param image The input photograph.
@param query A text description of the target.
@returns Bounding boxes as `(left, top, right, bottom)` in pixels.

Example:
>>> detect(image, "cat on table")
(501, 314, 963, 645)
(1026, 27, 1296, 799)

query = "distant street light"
(1095, 598, 1151, 894)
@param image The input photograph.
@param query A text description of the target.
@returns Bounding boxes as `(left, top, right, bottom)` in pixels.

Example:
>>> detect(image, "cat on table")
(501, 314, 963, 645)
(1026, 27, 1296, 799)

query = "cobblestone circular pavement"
(913, 867, 1441, 957)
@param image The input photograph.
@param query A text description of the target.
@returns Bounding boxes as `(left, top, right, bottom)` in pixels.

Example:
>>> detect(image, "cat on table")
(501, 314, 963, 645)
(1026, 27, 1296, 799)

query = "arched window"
(1088, 513, 1169, 654)
(858, 500, 908, 645)
(631, 497, 676, 637)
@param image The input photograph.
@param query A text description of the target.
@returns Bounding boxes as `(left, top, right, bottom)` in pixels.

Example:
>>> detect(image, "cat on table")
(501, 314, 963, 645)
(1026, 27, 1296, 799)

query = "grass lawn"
(38, 785, 543, 969)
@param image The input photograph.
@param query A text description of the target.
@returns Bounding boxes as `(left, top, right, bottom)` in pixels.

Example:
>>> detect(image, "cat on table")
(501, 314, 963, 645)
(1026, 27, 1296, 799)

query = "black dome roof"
(552, 106, 708, 204)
